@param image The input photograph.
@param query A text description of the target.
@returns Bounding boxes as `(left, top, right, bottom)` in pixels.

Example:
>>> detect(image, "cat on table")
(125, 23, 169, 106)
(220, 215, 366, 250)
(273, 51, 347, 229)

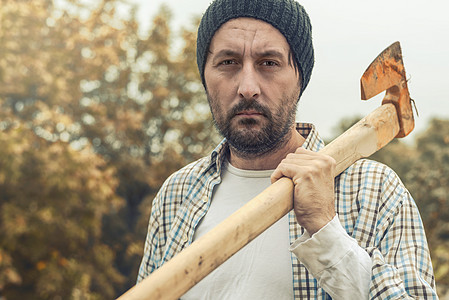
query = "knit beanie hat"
(196, 0, 314, 94)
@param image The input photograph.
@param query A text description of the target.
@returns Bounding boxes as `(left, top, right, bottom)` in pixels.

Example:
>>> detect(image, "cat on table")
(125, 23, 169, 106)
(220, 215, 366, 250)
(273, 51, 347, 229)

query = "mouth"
(235, 110, 264, 117)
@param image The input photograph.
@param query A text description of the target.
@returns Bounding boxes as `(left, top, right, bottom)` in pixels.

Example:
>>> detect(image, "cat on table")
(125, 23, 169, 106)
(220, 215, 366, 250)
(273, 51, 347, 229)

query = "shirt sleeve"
(292, 161, 438, 299)
(290, 215, 372, 300)
(364, 190, 438, 299)
(136, 190, 165, 283)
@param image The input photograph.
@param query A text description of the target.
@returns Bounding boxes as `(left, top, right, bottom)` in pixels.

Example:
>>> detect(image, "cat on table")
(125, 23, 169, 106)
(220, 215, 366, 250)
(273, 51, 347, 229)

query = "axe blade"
(360, 41, 414, 138)
(360, 41, 406, 100)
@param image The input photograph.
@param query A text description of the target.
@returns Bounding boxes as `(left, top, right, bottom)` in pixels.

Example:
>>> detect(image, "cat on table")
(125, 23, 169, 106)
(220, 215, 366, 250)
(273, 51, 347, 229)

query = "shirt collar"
(297, 123, 326, 152)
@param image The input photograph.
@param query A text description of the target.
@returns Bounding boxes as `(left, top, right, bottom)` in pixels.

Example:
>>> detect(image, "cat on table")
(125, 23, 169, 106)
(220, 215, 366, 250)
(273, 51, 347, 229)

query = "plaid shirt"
(138, 123, 437, 299)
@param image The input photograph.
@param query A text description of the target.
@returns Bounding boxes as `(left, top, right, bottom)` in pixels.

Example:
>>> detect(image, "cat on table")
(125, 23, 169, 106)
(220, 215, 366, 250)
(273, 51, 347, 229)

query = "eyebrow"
(209, 49, 240, 61)
(254, 49, 286, 60)
(210, 48, 287, 62)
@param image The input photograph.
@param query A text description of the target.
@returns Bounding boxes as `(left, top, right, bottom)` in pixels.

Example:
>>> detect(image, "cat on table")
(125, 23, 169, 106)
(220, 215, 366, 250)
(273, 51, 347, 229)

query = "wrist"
(296, 213, 335, 235)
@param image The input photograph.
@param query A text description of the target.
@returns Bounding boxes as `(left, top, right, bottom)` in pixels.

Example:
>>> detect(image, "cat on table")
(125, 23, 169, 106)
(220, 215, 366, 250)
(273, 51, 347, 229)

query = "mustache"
(227, 100, 272, 120)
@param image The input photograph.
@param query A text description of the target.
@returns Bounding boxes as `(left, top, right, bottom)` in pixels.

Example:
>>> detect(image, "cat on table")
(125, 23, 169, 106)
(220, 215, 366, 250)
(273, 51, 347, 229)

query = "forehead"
(209, 17, 290, 54)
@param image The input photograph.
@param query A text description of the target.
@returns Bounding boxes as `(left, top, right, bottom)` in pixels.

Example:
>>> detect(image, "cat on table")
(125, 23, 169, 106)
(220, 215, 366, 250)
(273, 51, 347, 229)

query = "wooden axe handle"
(321, 103, 400, 175)
(118, 103, 400, 300)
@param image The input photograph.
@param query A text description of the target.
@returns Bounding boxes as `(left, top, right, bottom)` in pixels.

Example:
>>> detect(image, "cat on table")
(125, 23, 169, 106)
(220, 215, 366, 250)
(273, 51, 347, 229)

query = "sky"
(130, 0, 449, 142)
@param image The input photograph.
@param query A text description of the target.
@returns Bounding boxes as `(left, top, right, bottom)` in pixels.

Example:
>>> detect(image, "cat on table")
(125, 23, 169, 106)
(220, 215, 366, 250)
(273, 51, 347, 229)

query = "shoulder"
(336, 159, 414, 238)
(165, 156, 211, 187)
(338, 158, 407, 196)
(159, 141, 227, 195)
(155, 155, 212, 206)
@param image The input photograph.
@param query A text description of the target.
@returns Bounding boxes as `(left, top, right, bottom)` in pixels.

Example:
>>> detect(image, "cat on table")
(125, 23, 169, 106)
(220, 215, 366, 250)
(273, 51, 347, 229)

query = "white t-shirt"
(183, 160, 293, 299)
(182, 159, 371, 299)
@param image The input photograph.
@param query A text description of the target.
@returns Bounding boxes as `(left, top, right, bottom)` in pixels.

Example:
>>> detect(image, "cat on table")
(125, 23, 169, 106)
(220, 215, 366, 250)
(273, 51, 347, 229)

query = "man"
(137, 0, 438, 298)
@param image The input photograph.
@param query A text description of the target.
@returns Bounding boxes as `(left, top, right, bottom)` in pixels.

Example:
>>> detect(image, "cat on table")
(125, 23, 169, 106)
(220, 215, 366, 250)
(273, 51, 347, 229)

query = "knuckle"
(312, 159, 325, 171)
(319, 154, 336, 169)
(325, 156, 336, 172)
(294, 147, 304, 154)
(286, 153, 296, 160)
(303, 166, 315, 178)
(326, 155, 336, 166)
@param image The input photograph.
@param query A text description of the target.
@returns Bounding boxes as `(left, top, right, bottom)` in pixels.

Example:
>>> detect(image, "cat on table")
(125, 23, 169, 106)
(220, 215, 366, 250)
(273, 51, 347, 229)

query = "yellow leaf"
(36, 261, 46, 271)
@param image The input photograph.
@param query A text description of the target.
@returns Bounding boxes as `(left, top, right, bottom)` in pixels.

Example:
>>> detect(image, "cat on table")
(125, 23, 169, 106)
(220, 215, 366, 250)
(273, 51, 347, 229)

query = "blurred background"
(0, 0, 448, 299)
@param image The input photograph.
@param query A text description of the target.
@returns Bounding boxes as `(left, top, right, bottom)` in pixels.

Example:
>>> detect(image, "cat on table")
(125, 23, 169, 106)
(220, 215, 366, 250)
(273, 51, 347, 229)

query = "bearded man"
(137, 0, 437, 299)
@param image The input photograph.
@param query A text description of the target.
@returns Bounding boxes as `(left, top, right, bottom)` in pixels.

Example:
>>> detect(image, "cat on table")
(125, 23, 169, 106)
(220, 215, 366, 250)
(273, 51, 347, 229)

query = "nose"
(237, 65, 261, 99)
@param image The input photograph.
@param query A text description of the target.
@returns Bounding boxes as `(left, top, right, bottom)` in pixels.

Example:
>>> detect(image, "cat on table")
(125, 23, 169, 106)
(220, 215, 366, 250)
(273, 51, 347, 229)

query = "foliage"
(0, 0, 219, 298)
(405, 119, 449, 291)
(0, 125, 123, 299)
(0, 0, 447, 298)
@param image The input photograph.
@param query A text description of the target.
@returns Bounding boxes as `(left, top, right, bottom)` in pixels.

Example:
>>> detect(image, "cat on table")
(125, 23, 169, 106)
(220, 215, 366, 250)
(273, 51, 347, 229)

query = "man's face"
(204, 18, 302, 156)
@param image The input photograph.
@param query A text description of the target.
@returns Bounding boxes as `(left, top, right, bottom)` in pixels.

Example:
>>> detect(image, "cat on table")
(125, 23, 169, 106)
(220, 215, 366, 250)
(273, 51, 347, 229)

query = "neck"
(228, 128, 306, 170)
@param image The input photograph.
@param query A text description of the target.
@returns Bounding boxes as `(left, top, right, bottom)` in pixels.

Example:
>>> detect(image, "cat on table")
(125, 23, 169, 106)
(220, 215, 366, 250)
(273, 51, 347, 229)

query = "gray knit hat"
(196, 0, 314, 94)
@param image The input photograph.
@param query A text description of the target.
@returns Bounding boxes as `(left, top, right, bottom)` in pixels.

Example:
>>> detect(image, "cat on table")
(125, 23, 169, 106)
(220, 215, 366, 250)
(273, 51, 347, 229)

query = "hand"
(271, 148, 336, 235)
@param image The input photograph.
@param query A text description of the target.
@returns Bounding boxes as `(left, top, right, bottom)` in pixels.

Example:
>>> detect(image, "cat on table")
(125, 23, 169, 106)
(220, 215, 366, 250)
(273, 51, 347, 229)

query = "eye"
(261, 60, 278, 67)
(220, 59, 237, 66)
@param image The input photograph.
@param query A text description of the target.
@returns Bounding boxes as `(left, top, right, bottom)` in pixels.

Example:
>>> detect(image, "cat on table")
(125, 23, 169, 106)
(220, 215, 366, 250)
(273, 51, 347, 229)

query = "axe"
(118, 41, 414, 300)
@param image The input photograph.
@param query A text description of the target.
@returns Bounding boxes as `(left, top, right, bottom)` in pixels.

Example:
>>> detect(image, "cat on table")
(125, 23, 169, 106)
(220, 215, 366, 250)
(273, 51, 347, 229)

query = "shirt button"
(203, 197, 208, 203)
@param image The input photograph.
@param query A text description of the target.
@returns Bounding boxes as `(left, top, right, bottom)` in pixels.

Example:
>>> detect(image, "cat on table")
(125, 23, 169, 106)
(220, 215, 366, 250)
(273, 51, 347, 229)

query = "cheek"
(205, 71, 221, 98)
(262, 69, 297, 94)
(205, 65, 239, 98)
(207, 89, 225, 122)
(271, 77, 300, 102)
(206, 81, 236, 110)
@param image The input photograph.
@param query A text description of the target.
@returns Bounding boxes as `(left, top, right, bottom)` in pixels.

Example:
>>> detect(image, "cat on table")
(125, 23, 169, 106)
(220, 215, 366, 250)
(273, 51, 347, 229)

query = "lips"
(228, 100, 271, 121)
(236, 110, 263, 116)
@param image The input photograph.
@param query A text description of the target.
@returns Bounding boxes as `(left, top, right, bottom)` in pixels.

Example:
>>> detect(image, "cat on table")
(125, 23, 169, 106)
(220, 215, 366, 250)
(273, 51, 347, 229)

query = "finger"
(272, 156, 319, 183)
(281, 156, 326, 166)
(271, 162, 310, 184)
(282, 154, 335, 170)
(285, 151, 336, 167)
(286, 149, 325, 161)
(270, 167, 284, 184)
(294, 147, 316, 155)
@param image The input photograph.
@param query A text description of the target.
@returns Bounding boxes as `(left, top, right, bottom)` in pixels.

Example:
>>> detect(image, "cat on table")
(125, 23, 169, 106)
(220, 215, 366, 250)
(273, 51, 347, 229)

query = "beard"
(207, 92, 299, 157)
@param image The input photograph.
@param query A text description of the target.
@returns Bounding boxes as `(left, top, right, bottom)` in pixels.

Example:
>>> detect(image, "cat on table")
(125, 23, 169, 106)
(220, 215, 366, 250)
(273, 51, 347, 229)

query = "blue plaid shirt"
(138, 123, 437, 299)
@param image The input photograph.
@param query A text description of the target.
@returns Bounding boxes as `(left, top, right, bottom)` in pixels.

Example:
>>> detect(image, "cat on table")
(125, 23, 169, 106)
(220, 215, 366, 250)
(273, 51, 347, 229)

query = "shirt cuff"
(289, 215, 372, 299)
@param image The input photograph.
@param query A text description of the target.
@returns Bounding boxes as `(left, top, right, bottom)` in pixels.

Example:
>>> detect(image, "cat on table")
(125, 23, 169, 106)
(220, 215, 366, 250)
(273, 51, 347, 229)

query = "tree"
(404, 119, 449, 292)
(1, 0, 220, 297)
(9, 0, 448, 297)
(0, 125, 124, 299)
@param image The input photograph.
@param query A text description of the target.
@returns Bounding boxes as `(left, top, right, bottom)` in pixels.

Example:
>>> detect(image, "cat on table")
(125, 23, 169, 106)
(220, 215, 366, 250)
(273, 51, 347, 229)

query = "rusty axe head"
(360, 41, 414, 138)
